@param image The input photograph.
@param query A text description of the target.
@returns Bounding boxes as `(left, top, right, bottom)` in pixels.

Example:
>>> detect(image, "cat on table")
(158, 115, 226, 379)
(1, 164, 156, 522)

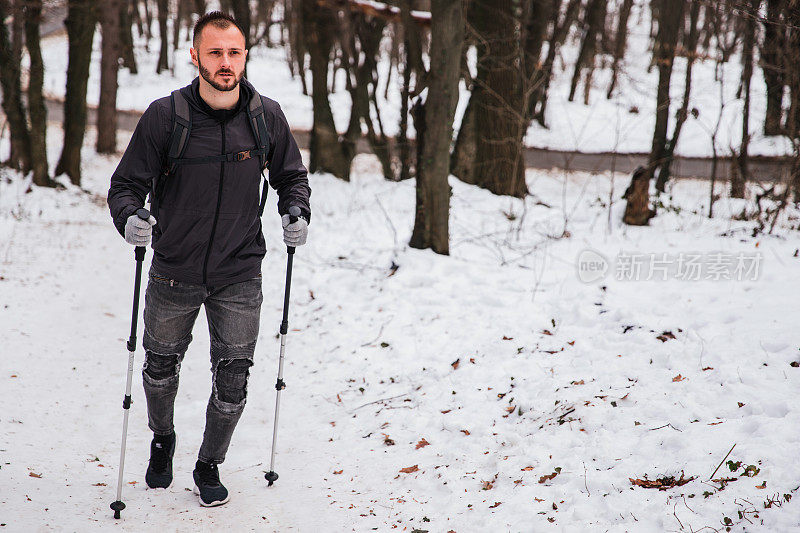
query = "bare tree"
(568, 0, 608, 104)
(24, 0, 51, 186)
(97, 0, 122, 154)
(623, 0, 683, 225)
(761, 0, 786, 135)
(655, 0, 700, 191)
(155, 0, 169, 73)
(0, 0, 31, 172)
(55, 0, 96, 185)
(409, 0, 463, 255)
(732, 0, 762, 199)
(607, 0, 634, 98)
(120, 0, 138, 73)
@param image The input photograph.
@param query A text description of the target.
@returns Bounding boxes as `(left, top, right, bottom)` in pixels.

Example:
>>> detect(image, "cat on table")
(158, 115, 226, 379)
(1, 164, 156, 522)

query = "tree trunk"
(655, 0, 700, 191)
(409, 0, 462, 255)
(155, 0, 168, 73)
(607, 0, 633, 98)
(457, 0, 527, 197)
(532, 0, 581, 126)
(761, 0, 786, 135)
(24, 0, 51, 186)
(55, 0, 96, 185)
(623, 0, 683, 225)
(120, 0, 138, 73)
(302, 0, 354, 180)
(0, 0, 32, 172)
(97, 0, 121, 154)
(733, 0, 761, 199)
(568, 0, 607, 104)
(522, 0, 554, 118)
(231, 0, 250, 74)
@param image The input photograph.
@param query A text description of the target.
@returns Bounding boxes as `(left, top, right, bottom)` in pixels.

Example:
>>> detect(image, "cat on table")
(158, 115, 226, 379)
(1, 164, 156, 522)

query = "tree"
(655, 0, 700, 191)
(54, 0, 96, 185)
(0, 0, 31, 172)
(97, 0, 122, 154)
(732, 0, 762, 199)
(607, 0, 634, 98)
(24, 0, 51, 186)
(119, 0, 138, 73)
(231, 0, 251, 74)
(760, 0, 786, 135)
(568, 0, 608, 104)
(409, 0, 463, 255)
(451, 0, 527, 198)
(155, 0, 169, 73)
(623, 0, 683, 225)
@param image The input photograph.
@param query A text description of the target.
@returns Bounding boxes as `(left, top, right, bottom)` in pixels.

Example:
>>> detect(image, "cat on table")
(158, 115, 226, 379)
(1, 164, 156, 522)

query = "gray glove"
(281, 214, 308, 247)
(124, 212, 157, 246)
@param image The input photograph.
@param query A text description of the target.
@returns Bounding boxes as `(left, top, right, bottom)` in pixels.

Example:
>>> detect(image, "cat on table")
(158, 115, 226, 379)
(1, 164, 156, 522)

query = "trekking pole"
(110, 208, 150, 519)
(265, 205, 301, 486)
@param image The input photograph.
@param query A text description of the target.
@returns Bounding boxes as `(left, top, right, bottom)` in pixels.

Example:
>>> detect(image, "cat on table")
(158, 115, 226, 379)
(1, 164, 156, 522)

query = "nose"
(220, 53, 232, 69)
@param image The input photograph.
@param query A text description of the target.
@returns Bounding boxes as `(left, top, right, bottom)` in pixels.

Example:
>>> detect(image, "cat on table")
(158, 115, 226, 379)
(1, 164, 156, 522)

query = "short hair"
(193, 11, 246, 48)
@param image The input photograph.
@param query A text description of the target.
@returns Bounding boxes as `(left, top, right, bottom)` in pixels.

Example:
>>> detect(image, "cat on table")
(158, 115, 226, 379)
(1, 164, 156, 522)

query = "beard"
(197, 58, 243, 92)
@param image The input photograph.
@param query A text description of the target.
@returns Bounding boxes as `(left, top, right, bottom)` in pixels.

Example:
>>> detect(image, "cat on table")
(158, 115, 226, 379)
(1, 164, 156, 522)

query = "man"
(107, 11, 311, 507)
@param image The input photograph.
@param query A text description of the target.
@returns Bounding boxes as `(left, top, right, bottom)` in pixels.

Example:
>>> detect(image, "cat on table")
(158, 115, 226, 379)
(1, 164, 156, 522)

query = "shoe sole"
(193, 485, 230, 507)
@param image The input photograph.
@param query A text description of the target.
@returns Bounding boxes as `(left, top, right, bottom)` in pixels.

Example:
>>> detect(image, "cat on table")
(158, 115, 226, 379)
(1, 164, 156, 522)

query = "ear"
(190, 47, 198, 67)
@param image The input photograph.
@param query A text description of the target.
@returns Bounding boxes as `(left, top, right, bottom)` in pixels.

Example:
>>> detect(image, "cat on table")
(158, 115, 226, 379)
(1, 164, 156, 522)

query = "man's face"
(190, 25, 247, 92)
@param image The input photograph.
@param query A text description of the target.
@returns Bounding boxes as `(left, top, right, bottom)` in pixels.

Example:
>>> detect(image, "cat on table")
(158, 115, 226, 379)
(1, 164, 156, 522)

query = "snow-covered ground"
(1, 119, 799, 531)
(37, 3, 793, 158)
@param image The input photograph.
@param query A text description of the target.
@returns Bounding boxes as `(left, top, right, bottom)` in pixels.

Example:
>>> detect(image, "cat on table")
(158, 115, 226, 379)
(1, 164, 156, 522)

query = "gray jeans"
(141, 269, 263, 464)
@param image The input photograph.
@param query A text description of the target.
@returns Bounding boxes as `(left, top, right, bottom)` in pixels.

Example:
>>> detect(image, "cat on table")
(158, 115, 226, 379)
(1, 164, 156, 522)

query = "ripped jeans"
(141, 269, 263, 465)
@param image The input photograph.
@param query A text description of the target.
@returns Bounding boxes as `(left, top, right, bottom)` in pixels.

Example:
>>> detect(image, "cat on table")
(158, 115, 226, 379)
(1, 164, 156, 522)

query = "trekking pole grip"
(134, 208, 151, 260)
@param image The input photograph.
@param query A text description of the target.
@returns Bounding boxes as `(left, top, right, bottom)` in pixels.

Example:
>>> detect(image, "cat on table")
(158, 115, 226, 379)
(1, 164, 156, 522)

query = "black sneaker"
(192, 460, 230, 507)
(145, 432, 176, 489)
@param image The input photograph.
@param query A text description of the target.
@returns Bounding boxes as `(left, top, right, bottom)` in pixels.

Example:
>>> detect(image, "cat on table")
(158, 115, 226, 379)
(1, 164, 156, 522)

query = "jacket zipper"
(202, 122, 226, 285)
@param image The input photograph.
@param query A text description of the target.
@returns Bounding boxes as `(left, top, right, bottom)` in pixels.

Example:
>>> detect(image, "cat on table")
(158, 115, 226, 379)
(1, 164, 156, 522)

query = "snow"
(37, 4, 795, 159)
(1, 120, 799, 531)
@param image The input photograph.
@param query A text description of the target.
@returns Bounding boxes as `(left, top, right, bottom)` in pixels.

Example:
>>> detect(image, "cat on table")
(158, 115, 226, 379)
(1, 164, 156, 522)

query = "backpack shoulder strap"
(246, 89, 272, 216)
(152, 90, 192, 217)
(167, 89, 192, 167)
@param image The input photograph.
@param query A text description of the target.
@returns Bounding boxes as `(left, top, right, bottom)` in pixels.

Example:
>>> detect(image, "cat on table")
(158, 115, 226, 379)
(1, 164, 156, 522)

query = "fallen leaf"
(521, 466, 535, 471)
(505, 405, 516, 413)
(534, 497, 545, 502)
(657, 331, 676, 342)
(489, 501, 502, 508)
(538, 469, 561, 484)
(337, 394, 342, 402)
(502, 336, 513, 340)
(629, 472, 695, 490)
(672, 374, 685, 382)
(571, 380, 584, 385)
(28, 472, 41, 478)
(756, 481, 767, 489)
(567, 341, 575, 346)
(383, 434, 395, 446)
(399, 465, 419, 474)
(514, 479, 523, 484)
(333, 470, 343, 475)
(93, 483, 106, 486)
(451, 358, 460, 370)
(440, 409, 451, 414)
(542, 329, 553, 336)
(460, 429, 470, 436)
(702, 366, 714, 371)
(416, 438, 430, 449)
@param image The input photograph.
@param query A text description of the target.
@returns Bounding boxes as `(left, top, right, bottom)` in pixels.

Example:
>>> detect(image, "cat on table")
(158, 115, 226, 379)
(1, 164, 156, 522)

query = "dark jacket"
(107, 77, 311, 286)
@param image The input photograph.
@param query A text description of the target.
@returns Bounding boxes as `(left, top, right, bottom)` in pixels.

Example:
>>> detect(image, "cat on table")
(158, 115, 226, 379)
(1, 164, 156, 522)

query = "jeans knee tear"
(213, 358, 253, 405)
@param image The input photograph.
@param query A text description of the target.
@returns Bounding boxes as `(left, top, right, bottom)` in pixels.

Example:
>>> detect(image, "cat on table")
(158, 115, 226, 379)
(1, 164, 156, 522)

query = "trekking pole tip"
(265, 471, 279, 486)
(136, 207, 151, 220)
(110, 500, 125, 519)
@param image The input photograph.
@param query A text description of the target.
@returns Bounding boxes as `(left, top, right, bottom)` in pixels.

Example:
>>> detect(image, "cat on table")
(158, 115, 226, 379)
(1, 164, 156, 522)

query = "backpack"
(151, 87, 271, 218)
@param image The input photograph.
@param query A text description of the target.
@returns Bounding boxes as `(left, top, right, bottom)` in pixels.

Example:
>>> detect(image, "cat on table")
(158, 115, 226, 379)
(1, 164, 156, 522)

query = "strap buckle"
(236, 150, 251, 161)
